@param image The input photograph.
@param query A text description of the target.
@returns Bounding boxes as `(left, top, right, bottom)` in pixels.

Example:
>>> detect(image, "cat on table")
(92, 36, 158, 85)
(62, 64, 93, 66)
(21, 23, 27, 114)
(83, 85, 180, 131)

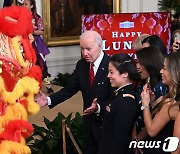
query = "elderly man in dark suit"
(36, 30, 112, 154)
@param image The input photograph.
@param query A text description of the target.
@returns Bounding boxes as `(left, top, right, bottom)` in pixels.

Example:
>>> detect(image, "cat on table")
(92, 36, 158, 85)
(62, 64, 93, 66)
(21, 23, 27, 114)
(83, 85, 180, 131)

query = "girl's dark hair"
(142, 35, 168, 57)
(136, 46, 164, 88)
(110, 53, 140, 81)
(3, 0, 13, 7)
(29, 0, 37, 13)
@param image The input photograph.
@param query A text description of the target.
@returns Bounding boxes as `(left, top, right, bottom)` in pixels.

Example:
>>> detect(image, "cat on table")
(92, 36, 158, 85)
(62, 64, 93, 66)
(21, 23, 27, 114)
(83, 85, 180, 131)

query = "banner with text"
(82, 12, 171, 58)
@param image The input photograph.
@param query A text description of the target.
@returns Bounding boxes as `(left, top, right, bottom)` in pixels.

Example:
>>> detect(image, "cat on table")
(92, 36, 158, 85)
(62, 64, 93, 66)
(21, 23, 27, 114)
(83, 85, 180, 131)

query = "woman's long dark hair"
(136, 46, 164, 88)
(142, 35, 168, 57)
(29, 0, 37, 13)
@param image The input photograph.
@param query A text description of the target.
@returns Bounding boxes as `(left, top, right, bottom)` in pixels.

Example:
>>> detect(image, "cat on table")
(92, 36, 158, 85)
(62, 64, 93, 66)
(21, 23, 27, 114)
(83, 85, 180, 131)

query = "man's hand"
(35, 91, 48, 107)
(83, 98, 98, 115)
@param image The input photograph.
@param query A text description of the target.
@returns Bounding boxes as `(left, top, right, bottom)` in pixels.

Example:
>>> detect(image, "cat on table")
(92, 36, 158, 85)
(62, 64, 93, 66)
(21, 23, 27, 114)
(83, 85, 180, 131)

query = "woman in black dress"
(141, 52, 180, 154)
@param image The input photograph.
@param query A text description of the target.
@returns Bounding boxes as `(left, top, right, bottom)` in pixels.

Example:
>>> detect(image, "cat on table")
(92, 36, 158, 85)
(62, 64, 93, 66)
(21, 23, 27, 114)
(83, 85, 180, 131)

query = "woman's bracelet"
(141, 105, 150, 110)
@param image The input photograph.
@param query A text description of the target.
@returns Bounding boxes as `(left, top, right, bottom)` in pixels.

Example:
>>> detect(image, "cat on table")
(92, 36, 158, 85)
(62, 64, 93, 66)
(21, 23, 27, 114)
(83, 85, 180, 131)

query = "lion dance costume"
(0, 6, 42, 153)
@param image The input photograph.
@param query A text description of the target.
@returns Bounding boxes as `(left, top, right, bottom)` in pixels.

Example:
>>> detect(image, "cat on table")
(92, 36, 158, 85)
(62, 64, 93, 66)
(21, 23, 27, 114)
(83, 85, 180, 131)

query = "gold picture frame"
(42, 0, 121, 46)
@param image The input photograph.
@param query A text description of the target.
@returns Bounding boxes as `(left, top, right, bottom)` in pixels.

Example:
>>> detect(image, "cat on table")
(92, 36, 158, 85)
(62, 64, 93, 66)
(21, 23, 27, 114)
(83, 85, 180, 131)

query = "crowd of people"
(36, 29, 180, 154)
(2, 0, 180, 153)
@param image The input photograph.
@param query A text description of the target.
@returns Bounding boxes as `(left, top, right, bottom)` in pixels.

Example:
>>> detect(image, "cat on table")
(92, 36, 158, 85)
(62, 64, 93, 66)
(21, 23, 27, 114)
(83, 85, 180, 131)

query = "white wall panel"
(121, 0, 158, 13)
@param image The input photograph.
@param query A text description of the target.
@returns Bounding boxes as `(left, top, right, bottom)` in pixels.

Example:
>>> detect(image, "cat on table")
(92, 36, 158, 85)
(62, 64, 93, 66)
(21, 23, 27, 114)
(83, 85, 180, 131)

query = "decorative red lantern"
(91, 26, 99, 33)
(146, 17, 156, 34)
(97, 19, 108, 30)
(140, 14, 146, 26)
(146, 17, 156, 28)
(107, 16, 114, 28)
(155, 23, 163, 36)
(97, 18, 108, 35)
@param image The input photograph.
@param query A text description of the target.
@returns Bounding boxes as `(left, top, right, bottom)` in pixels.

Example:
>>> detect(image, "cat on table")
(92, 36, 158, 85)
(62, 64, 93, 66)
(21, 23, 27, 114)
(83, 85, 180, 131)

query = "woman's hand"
(141, 83, 150, 106)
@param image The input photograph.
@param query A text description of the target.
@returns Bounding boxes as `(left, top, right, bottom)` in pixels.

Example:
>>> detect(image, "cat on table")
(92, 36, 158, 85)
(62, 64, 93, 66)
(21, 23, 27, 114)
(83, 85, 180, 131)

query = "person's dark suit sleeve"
(111, 98, 136, 153)
(49, 63, 80, 108)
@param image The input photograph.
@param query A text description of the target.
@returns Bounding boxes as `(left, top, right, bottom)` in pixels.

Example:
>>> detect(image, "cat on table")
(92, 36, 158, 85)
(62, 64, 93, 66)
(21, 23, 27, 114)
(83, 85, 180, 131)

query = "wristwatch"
(141, 105, 150, 110)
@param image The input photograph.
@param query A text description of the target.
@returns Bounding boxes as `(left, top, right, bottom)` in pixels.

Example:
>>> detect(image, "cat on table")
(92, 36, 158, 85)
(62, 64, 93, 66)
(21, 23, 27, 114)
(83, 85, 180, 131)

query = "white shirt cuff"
(47, 96, 51, 106)
(95, 103, 100, 114)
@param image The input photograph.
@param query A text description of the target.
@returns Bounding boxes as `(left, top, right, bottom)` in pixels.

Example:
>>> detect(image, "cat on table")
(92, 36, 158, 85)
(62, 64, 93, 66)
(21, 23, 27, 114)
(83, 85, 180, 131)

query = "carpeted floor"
(28, 84, 83, 127)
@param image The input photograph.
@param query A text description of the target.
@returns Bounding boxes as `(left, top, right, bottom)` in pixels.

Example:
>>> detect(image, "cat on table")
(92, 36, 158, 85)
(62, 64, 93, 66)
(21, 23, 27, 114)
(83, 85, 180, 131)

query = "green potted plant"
(26, 112, 83, 154)
(52, 72, 74, 87)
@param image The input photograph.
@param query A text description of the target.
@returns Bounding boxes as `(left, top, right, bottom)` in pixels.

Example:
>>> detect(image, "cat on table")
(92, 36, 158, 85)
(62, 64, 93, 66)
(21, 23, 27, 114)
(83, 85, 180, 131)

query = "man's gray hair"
(80, 30, 102, 45)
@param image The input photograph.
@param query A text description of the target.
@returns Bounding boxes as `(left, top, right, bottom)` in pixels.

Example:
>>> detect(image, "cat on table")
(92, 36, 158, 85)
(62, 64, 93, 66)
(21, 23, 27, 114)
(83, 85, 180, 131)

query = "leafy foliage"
(158, 0, 180, 17)
(26, 112, 83, 154)
(52, 72, 74, 87)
